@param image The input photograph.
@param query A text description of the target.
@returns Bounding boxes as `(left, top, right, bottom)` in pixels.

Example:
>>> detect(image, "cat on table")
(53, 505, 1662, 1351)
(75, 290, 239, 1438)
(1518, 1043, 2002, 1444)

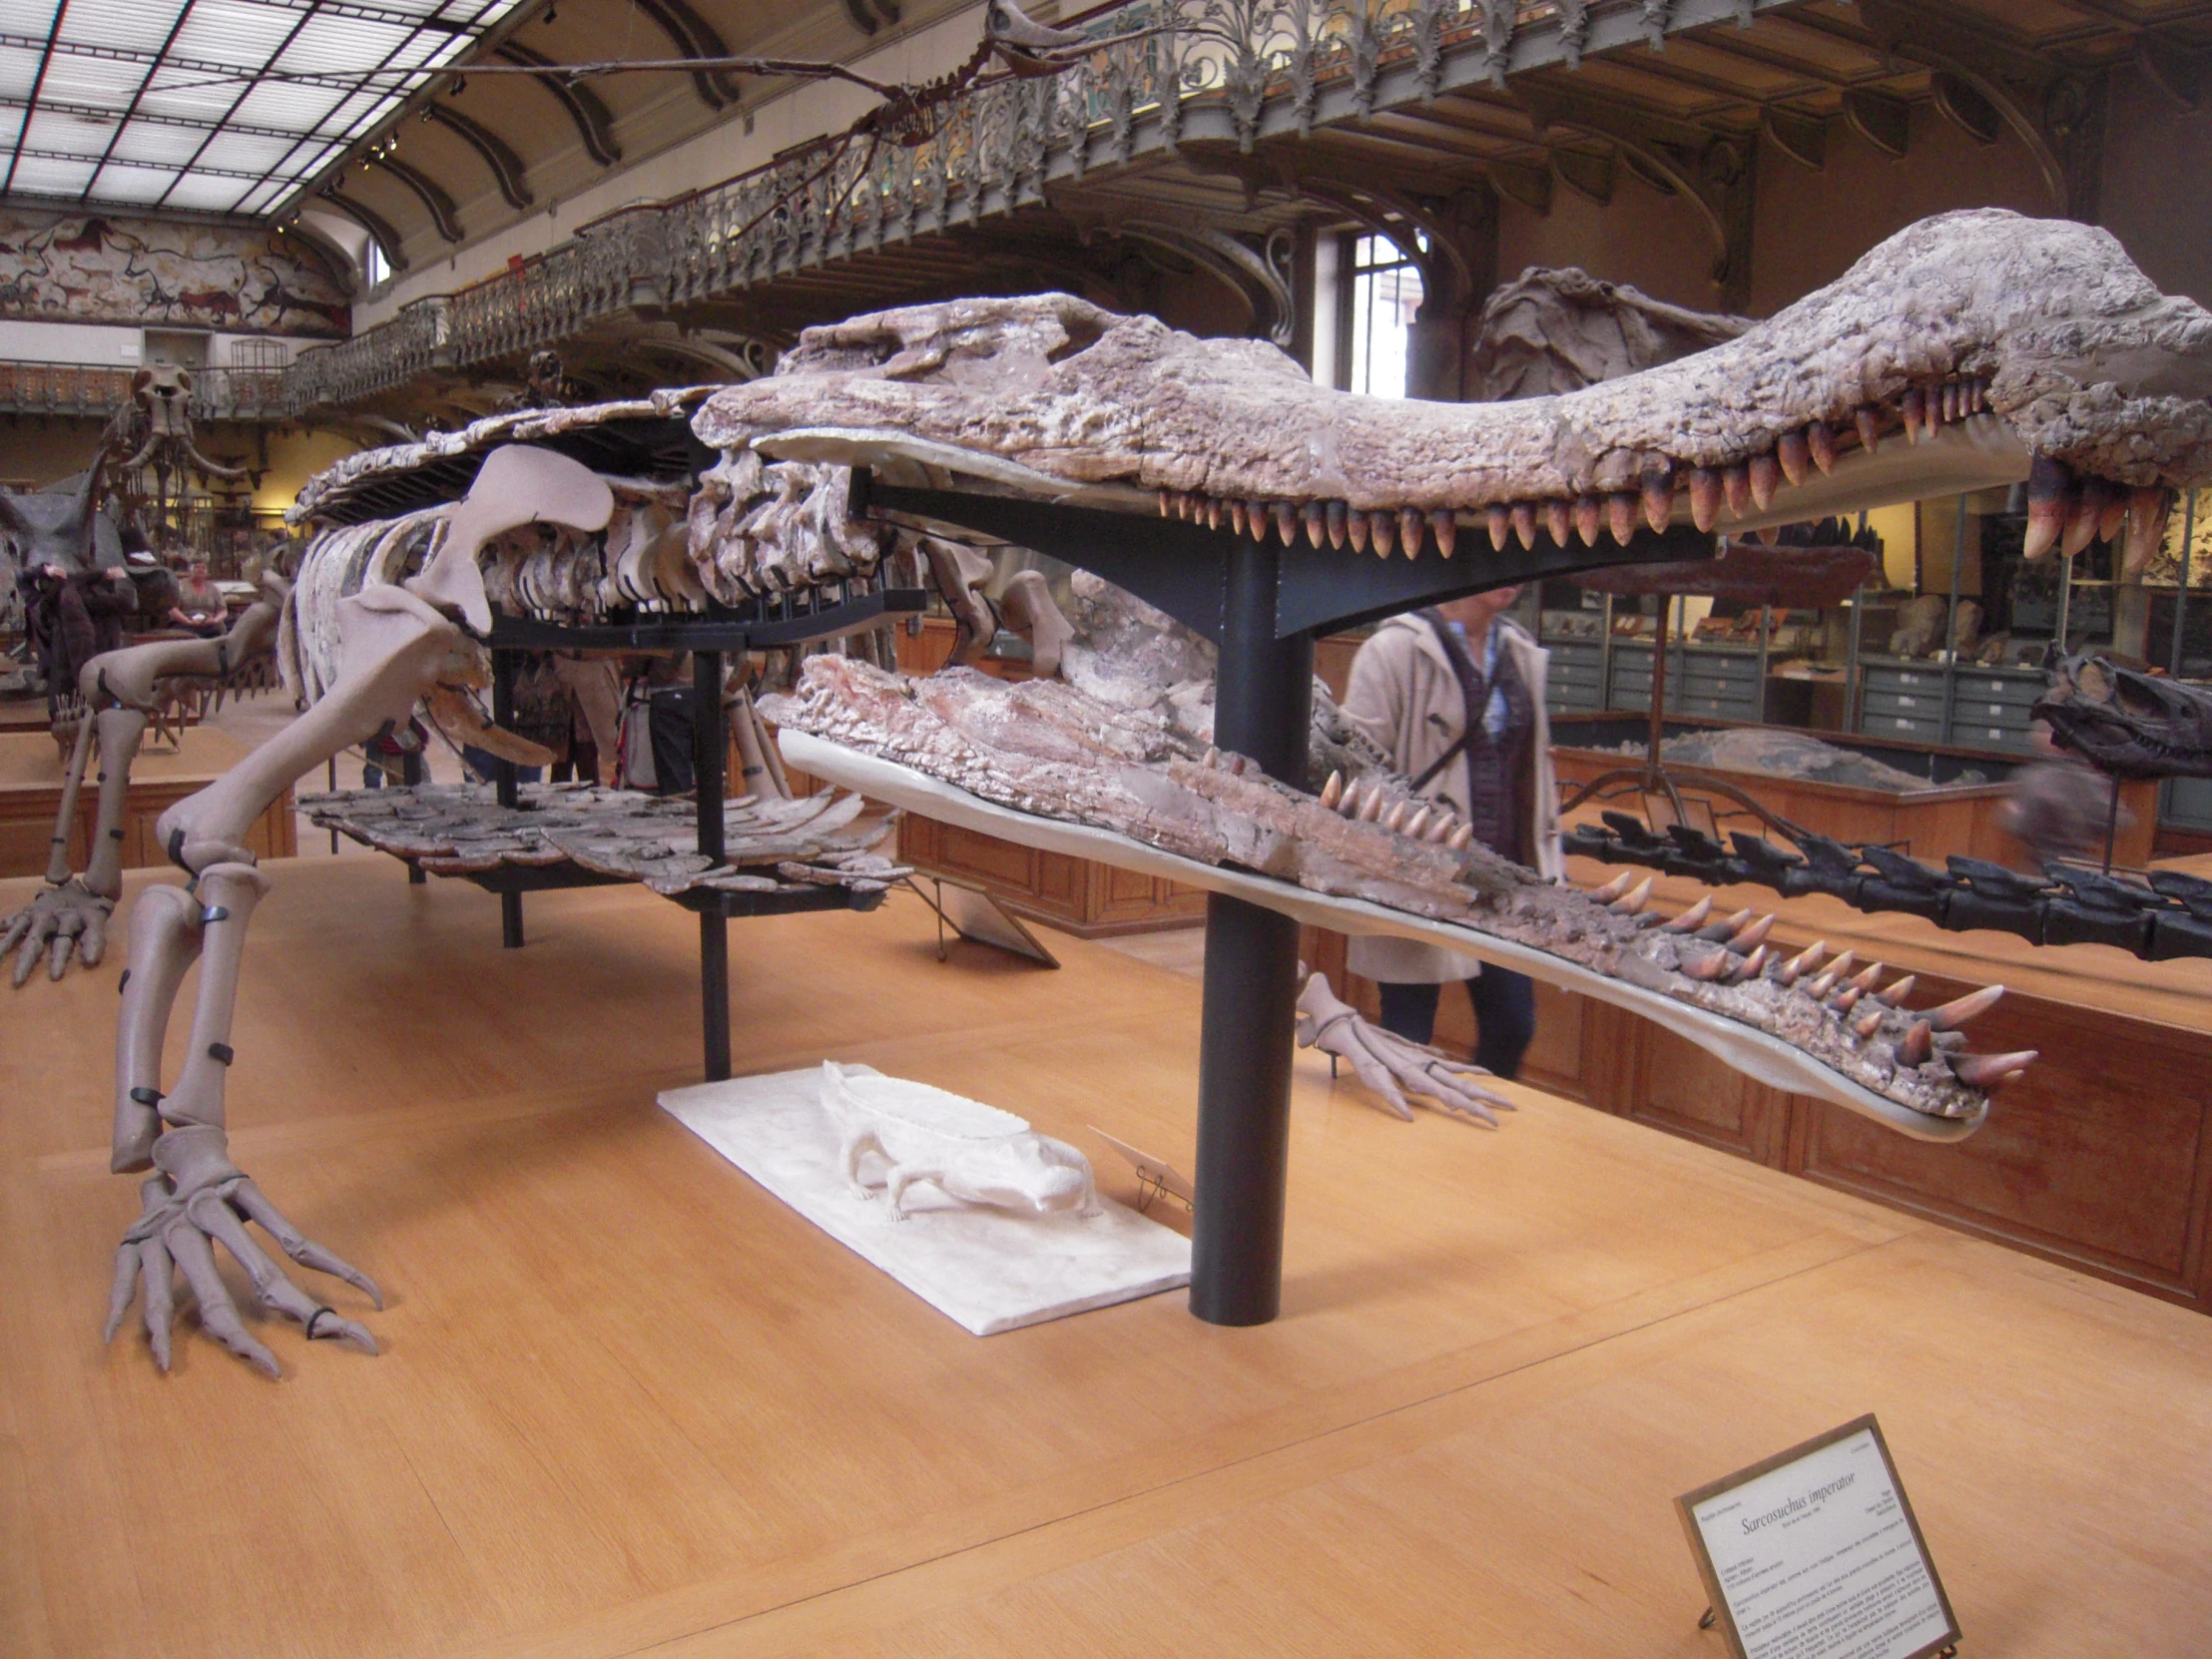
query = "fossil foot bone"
(1296, 969, 1515, 1127)
(3, 877, 113, 985)
(105, 1124, 380, 1378)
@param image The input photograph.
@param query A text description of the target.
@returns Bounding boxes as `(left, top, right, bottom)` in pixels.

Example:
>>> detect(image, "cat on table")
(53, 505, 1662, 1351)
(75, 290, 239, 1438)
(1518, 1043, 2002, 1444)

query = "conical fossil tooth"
(1303, 501, 1328, 547)
(1384, 799, 1409, 832)
(1431, 509, 1457, 558)
(1661, 895, 1715, 933)
(1204, 746, 1220, 769)
(1855, 1006, 1887, 1039)
(1688, 468, 1723, 533)
(1512, 501, 1538, 551)
(1247, 500, 1270, 543)
(1574, 495, 1603, 547)
(1729, 913, 1776, 953)
(1902, 385, 1928, 444)
(1230, 754, 1248, 776)
(1206, 496, 1224, 532)
(1404, 805, 1431, 838)
(1927, 983, 2003, 1030)
(2096, 486, 2128, 547)
(1698, 907, 1755, 943)
(1848, 961, 1885, 995)
(2064, 478, 2107, 557)
(1347, 508, 1372, 554)
(1157, 489, 1173, 518)
(1855, 405, 1884, 455)
(1808, 949, 1857, 998)
(1950, 1050, 2037, 1090)
(1399, 507, 1425, 556)
(1942, 380, 1962, 424)
(1327, 500, 1349, 549)
(1228, 499, 1248, 538)
(1831, 985, 1865, 1014)
(2125, 486, 2169, 577)
(1878, 974, 1917, 1007)
(1426, 813, 1456, 843)
(1371, 510, 1396, 556)
(1722, 464, 1751, 519)
(1447, 824, 1474, 850)
(2023, 455, 2072, 560)
(1544, 499, 1573, 547)
(1591, 870, 1635, 903)
(1320, 770, 1343, 810)
(1606, 492, 1638, 545)
(1899, 1020, 1935, 1066)
(1610, 875, 1655, 916)
(1732, 944, 1770, 982)
(1361, 785, 1385, 823)
(1777, 430, 1810, 487)
(1486, 505, 1511, 553)
(1642, 466, 1676, 534)
(1748, 453, 1781, 512)
(1807, 420, 1838, 474)
(1683, 948, 1732, 981)
(1777, 940, 1827, 986)
(1274, 500, 1298, 544)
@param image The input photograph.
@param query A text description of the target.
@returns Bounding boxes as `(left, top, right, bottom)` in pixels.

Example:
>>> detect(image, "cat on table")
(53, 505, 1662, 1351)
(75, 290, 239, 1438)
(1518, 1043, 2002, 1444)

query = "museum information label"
(1676, 1415, 1958, 1659)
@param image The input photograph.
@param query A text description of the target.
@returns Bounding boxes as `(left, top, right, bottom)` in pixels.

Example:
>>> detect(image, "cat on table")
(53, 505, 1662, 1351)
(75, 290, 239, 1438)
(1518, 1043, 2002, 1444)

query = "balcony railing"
(276, 0, 1781, 412)
(0, 360, 294, 421)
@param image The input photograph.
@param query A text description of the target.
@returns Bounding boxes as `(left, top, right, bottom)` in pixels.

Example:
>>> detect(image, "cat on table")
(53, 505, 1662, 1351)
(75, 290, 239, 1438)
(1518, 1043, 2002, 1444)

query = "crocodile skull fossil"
(696, 209, 2212, 570)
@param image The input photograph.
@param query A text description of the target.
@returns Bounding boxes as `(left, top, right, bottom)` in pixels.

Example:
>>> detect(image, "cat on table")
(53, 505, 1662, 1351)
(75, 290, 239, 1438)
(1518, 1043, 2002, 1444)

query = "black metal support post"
(491, 649, 523, 946)
(1190, 539, 1314, 1327)
(694, 649, 732, 1082)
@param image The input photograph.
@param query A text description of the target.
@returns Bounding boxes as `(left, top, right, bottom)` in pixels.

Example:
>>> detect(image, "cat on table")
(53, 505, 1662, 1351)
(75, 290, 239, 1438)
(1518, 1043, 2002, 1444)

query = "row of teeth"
(1313, 767, 1478, 849)
(2024, 456, 2170, 572)
(1587, 873, 2036, 1094)
(1153, 375, 2162, 570)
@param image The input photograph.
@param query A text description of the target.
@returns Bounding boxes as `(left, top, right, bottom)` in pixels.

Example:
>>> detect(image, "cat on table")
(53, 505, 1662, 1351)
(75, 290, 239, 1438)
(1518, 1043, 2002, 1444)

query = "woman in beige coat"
(1341, 587, 1562, 1076)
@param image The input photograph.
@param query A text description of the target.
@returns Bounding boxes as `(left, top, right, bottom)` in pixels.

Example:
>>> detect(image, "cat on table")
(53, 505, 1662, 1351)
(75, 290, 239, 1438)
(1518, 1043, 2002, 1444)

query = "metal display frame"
(419, 584, 929, 1082)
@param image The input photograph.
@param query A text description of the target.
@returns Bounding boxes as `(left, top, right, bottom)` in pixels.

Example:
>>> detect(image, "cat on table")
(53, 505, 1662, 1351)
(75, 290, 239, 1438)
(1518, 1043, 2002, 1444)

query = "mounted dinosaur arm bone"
(1, 588, 287, 984)
(101, 446, 614, 1379)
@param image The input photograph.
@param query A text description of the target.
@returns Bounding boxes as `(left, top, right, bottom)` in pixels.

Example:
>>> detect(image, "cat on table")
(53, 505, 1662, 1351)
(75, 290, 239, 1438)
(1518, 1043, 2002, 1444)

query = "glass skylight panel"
(163, 171, 250, 211)
(10, 154, 99, 193)
(57, 0, 193, 55)
(5, 0, 528, 216)
(89, 163, 184, 203)
(23, 108, 117, 155)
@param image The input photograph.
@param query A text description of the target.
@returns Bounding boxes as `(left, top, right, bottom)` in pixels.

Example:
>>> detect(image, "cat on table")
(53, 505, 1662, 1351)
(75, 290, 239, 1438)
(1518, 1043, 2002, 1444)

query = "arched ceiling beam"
(422, 104, 534, 211)
(370, 156, 465, 244)
(494, 42, 622, 168)
(318, 190, 411, 274)
(629, 0, 741, 110)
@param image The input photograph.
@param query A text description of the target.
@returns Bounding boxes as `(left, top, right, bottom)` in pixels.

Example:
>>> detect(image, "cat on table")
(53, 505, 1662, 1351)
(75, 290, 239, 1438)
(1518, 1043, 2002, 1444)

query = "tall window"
(365, 241, 392, 289)
(1344, 233, 1424, 397)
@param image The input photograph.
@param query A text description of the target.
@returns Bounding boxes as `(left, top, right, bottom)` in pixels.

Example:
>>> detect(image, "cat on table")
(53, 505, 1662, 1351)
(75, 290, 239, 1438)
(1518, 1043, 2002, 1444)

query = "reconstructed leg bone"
(997, 569, 1075, 678)
(103, 863, 380, 1377)
(918, 536, 997, 666)
(1296, 968, 1517, 1128)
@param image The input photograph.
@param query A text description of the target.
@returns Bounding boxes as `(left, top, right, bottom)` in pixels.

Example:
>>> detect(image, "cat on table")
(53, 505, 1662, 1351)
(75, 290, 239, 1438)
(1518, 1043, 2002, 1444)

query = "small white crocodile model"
(820, 1061, 1099, 1219)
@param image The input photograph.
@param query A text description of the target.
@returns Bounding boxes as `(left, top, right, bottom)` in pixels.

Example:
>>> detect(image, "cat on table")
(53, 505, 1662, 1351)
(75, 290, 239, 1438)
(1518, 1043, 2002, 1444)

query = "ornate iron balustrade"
(283, 0, 1780, 412)
(0, 361, 295, 421)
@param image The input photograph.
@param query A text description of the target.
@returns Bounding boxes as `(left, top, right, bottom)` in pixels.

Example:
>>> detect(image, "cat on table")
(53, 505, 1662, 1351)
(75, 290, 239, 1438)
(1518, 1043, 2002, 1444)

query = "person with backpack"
(1341, 587, 1563, 1078)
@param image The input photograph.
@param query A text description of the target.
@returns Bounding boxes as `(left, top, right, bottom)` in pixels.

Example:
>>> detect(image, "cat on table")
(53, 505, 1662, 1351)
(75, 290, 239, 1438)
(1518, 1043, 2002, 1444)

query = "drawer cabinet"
(1857, 660, 2047, 753)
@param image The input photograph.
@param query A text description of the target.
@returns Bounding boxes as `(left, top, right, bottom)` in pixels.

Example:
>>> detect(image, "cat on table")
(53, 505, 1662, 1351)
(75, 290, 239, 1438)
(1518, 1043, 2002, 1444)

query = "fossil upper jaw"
(695, 209, 2212, 574)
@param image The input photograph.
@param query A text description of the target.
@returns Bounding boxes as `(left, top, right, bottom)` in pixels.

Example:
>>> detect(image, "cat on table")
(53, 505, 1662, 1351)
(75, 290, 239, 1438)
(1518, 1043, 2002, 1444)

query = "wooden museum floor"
(3, 856, 2210, 1657)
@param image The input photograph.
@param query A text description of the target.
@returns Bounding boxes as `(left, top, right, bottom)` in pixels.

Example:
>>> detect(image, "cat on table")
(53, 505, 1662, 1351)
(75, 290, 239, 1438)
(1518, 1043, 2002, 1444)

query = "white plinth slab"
(661, 1067, 1191, 1336)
